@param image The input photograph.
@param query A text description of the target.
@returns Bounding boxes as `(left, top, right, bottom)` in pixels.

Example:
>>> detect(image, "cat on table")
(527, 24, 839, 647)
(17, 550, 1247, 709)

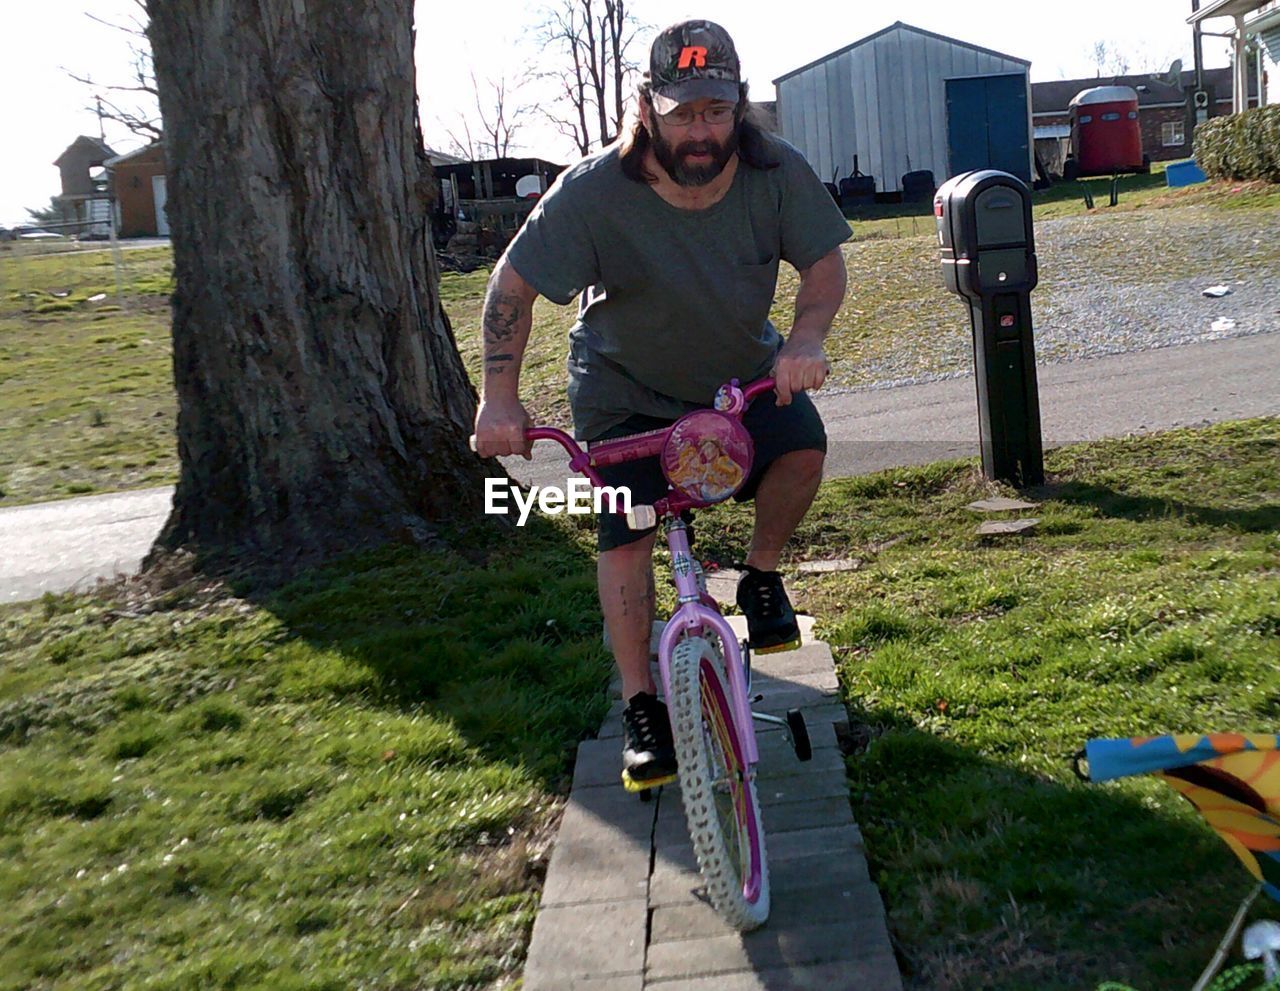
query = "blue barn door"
(946, 74, 1030, 182)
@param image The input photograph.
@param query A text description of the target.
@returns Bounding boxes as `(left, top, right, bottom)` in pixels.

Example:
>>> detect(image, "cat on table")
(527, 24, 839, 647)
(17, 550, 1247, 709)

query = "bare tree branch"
(89, 95, 164, 142)
(1087, 39, 1137, 79)
(64, 70, 158, 99)
(444, 115, 477, 161)
(85, 10, 147, 38)
(441, 71, 529, 161)
(532, 0, 640, 155)
(469, 71, 524, 158)
(63, 8, 162, 141)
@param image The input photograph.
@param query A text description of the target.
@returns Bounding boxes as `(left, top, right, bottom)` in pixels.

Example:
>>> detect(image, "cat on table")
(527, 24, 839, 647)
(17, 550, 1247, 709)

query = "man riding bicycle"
(471, 19, 851, 790)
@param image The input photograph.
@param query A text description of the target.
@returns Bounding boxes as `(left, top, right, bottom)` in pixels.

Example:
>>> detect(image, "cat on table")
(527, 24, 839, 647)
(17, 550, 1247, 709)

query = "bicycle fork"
(657, 519, 761, 770)
(656, 519, 812, 766)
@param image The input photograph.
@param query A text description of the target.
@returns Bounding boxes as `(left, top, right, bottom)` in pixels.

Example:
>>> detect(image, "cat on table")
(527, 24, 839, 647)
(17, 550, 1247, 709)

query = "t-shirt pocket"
(734, 256, 779, 328)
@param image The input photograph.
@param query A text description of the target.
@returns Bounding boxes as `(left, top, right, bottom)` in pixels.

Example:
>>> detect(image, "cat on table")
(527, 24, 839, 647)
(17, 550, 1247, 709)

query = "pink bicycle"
(524, 377, 813, 930)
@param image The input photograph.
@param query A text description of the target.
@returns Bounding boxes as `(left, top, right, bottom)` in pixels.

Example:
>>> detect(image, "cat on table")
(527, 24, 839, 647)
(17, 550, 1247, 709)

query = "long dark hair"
(618, 79, 780, 184)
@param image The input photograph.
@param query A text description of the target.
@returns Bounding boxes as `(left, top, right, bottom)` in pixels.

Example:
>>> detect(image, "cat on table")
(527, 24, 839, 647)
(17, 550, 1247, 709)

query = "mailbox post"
(935, 170, 1045, 487)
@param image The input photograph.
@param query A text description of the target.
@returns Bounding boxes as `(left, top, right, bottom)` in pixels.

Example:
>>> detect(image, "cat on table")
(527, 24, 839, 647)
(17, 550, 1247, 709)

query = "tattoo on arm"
(485, 353, 514, 375)
(483, 290, 523, 344)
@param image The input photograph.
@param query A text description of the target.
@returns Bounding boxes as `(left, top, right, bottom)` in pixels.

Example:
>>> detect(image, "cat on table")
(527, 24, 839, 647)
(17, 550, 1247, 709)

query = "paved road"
(6, 237, 171, 253)
(509, 331, 1280, 489)
(1, 487, 174, 603)
(3, 332, 1277, 604)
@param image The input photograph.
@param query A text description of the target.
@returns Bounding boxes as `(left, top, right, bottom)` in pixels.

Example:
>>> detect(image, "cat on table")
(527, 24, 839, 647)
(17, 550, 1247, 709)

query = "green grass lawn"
(0, 519, 611, 991)
(694, 417, 1280, 991)
(2, 417, 1277, 989)
(0, 245, 176, 504)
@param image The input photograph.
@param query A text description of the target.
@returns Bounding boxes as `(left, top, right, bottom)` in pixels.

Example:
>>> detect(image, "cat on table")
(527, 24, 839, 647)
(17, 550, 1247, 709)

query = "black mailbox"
(935, 170, 1044, 487)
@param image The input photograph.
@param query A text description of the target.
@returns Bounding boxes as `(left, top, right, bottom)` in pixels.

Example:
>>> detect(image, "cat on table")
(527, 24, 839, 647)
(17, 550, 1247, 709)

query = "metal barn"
(773, 22, 1033, 195)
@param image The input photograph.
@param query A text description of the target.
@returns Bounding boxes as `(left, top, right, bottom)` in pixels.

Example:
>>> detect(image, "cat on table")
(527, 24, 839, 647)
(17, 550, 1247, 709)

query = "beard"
(651, 125, 740, 187)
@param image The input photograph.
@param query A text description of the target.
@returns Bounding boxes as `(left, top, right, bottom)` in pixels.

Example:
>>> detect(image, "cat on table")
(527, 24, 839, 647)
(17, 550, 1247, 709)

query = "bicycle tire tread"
(669, 635, 770, 930)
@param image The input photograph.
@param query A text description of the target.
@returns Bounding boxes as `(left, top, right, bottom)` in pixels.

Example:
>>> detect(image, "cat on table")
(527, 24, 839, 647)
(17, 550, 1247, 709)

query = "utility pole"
(1191, 0, 1204, 89)
(96, 93, 125, 301)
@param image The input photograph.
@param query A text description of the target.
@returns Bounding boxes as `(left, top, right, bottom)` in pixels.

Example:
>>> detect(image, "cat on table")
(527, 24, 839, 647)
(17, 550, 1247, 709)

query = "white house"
(1189, 0, 1280, 108)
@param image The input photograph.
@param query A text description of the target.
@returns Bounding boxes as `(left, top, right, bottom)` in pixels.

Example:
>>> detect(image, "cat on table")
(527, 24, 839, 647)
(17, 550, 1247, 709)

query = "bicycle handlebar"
(741, 377, 777, 404)
(473, 376, 778, 528)
(523, 426, 610, 490)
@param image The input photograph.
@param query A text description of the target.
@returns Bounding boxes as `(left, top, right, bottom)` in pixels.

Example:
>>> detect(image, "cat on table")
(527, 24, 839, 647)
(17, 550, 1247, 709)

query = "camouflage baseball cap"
(649, 20, 741, 115)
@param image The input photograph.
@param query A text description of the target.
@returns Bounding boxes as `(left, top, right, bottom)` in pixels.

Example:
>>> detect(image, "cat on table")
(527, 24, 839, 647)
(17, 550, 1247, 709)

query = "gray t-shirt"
(505, 136, 851, 439)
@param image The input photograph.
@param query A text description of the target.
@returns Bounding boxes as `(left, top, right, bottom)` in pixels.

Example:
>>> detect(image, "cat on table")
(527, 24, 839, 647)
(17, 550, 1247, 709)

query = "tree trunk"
(145, 0, 493, 573)
(608, 0, 625, 133)
(581, 0, 609, 147)
(568, 29, 592, 155)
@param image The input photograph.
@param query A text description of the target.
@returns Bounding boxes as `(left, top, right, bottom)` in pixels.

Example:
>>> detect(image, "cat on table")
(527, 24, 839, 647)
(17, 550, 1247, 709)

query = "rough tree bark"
(146, 0, 491, 572)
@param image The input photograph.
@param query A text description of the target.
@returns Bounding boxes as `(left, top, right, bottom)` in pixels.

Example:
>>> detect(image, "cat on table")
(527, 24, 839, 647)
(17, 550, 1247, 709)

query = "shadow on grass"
(235, 514, 614, 795)
(824, 701, 1264, 991)
(1030, 171, 1167, 209)
(0, 513, 617, 989)
(1035, 480, 1280, 535)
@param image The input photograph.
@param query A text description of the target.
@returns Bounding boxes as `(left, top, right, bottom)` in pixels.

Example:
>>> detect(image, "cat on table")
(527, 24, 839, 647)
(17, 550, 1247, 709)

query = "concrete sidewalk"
(522, 617, 902, 991)
(1, 486, 174, 603)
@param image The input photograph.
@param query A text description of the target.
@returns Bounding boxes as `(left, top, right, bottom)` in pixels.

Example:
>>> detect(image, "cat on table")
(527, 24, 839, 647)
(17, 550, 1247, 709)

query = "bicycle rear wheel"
(668, 635, 770, 930)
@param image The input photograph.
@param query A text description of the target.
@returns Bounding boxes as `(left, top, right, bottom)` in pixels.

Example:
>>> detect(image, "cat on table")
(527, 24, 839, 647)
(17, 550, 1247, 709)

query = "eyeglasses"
(657, 104, 737, 127)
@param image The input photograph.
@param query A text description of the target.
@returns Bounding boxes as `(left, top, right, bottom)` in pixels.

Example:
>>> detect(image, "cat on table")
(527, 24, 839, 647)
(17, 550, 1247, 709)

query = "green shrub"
(1194, 105, 1280, 182)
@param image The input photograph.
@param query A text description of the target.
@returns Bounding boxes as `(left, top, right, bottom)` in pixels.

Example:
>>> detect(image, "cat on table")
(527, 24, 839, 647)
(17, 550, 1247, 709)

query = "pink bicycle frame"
(524, 377, 777, 774)
(655, 528, 760, 771)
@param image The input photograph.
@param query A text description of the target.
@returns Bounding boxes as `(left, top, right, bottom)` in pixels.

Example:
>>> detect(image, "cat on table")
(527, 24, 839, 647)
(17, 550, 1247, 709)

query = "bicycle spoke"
(702, 664, 752, 885)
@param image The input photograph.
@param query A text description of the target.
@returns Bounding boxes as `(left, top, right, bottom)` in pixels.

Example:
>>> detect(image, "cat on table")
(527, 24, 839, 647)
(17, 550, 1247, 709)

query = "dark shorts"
(590, 390, 827, 552)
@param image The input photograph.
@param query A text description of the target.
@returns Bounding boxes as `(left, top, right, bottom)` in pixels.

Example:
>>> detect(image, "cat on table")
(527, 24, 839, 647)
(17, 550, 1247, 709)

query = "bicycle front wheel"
(669, 635, 770, 930)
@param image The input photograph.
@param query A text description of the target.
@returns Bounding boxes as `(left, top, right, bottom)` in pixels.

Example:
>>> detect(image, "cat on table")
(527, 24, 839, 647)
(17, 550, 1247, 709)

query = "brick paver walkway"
(522, 616, 904, 990)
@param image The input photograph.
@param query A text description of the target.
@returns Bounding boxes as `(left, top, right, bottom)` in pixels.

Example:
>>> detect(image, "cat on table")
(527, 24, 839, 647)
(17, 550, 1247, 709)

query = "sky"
(0, 0, 1237, 227)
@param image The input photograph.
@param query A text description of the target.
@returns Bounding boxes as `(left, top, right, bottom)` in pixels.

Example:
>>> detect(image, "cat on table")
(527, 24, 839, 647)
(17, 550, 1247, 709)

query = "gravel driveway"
(829, 205, 1280, 392)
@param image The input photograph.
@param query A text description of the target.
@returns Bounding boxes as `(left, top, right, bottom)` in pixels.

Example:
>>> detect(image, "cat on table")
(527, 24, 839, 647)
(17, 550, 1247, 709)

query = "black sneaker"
(736, 564, 801, 653)
(621, 691, 677, 791)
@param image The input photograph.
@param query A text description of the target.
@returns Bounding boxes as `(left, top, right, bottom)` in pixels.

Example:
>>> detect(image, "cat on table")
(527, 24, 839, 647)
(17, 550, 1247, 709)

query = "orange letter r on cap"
(678, 46, 708, 69)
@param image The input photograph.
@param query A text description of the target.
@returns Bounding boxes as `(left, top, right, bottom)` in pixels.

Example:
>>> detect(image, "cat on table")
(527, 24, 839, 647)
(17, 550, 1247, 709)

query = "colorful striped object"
(1084, 734, 1280, 902)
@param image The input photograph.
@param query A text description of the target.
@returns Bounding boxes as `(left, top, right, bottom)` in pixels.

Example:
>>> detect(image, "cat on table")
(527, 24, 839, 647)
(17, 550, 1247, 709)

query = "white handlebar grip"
(626, 505, 657, 530)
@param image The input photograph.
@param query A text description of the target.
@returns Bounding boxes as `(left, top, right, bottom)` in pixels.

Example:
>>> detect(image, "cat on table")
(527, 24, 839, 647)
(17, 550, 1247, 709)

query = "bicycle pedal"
(621, 769, 677, 793)
(752, 637, 802, 655)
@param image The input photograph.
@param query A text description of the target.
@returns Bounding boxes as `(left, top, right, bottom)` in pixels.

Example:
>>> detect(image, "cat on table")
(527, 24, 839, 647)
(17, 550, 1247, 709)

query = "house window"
(1163, 121, 1186, 146)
